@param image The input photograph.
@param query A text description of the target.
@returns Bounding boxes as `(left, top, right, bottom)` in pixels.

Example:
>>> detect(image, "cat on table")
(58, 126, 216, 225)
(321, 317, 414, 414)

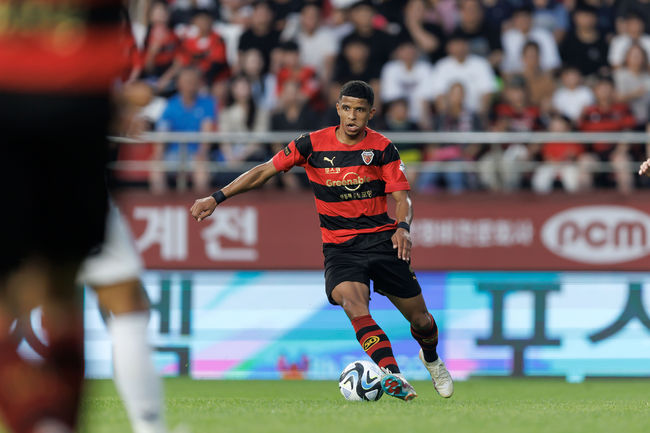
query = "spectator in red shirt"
(579, 74, 637, 192)
(178, 9, 230, 84)
(141, 1, 181, 88)
(275, 41, 320, 106)
(157, 9, 229, 91)
(492, 75, 543, 133)
(532, 113, 588, 193)
(120, 7, 143, 84)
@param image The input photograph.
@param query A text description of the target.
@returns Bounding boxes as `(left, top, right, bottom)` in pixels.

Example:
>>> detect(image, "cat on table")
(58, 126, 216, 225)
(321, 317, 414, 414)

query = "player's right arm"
(190, 135, 310, 222)
(190, 160, 278, 221)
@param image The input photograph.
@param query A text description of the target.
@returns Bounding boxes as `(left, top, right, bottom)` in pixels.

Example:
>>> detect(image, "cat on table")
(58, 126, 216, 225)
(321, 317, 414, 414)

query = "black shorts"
(0, 92, 110, 275)
(323, 231, 422, 305)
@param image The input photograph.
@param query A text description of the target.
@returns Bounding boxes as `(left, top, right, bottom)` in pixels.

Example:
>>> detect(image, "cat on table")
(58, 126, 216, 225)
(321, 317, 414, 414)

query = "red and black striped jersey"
(0, 0, 125, 94)
(272, 126, 410, 245)
(143, 26, 180, 77)
(178, 31, 229, 83)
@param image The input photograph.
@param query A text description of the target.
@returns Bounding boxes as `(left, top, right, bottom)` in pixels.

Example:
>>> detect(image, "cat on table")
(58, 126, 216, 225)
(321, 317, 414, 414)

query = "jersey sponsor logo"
(283, 145, 291, 156)
(541, 205, 650, 264)
(325, 167, 341, 174)
(361, 150, 374, 165)
(325, 172, 372, 191)
(339, 191, 374, 200)
(363, 335, 380, 351)
(324, 156, 336, 166)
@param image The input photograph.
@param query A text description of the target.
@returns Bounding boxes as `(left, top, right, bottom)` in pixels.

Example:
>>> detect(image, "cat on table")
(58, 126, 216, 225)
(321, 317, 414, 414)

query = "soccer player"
(78, 205, 167, 433)
(190, 80, 453, 401)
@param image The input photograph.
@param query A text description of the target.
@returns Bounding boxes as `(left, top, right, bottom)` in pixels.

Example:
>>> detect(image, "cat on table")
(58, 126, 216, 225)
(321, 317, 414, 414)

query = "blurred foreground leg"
(95, 281, 166, 433)
(81, 204, 167, 433)
(0, 260, 83, 433)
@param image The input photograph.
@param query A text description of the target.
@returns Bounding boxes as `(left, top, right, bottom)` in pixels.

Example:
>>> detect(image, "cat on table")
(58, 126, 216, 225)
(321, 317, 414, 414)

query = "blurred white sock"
(109, 312, 167, 433)
(32, 420, 73, 433)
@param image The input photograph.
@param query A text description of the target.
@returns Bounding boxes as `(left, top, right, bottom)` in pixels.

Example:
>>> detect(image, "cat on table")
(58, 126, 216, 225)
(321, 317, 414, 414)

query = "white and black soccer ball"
(338, 360, 384, 401)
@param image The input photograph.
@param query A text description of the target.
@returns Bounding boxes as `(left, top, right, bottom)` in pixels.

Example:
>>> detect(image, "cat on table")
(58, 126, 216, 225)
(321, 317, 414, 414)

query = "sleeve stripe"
(385, 181, 410, 193)
(295, 133, 313, 160)
(381, 142, 401, 164)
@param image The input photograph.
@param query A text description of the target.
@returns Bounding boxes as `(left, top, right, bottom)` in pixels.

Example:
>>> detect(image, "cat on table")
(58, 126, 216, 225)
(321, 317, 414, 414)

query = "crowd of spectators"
(116, 0, 650, 194)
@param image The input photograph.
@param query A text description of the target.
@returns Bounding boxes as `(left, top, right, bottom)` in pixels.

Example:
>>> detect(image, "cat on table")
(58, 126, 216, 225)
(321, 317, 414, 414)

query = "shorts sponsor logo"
(363, 335, 380, 351)
(325, 172, 372, 192)
(283, 146, 291, 156)
(541, 205, 650, 264)
(361, 150, 374, 165)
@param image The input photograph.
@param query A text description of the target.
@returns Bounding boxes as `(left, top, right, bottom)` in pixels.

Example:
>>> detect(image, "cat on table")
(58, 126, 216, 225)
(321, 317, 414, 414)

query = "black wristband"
(397, 221, 410, 232)
(211, 190, 227, 204)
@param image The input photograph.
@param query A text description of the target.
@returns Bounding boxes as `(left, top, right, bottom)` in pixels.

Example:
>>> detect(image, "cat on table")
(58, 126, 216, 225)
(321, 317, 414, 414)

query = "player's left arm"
(390, 190, 413, 262)
(380, 143, 413, 261)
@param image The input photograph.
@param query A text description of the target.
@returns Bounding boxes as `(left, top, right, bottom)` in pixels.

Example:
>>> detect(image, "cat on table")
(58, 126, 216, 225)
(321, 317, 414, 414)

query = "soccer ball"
(338, 360, 384, 401)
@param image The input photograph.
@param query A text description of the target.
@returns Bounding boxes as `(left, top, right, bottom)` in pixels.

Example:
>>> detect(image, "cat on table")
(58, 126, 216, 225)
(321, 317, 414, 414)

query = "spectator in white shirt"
(614, 43, 650, 125)
(282, 2, 337, 83)
(501, 5, 561, 73)
(552, 66, 594, 123)
(608, 10, 650, 68)
(421, 30, 497, 125)
(380, 38, 433, 123)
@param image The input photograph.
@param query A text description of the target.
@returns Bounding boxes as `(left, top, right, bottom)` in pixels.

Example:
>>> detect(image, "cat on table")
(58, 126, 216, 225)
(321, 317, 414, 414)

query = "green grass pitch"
(44, 378, 650, 433)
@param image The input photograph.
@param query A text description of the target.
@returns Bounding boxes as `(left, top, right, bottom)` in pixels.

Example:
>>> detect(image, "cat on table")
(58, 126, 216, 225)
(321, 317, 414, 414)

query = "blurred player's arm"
(639, 158, 650, 177)
(391, 190, 413, 262)
(190, 160, 279, 221)
(643, 123, 650, 176)
(640, 123, 650, 176)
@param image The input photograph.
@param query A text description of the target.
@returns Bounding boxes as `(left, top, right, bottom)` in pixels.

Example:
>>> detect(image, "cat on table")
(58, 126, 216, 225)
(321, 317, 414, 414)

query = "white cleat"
(419, 349, 454, 398)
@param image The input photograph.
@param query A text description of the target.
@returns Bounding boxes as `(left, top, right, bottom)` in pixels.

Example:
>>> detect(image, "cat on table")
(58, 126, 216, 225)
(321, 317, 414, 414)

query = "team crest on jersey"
(361, 150, 374, 165)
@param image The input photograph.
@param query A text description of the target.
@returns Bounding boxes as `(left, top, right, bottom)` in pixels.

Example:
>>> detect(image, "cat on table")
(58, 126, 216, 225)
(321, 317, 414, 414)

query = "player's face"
(336, 95, 375, 138)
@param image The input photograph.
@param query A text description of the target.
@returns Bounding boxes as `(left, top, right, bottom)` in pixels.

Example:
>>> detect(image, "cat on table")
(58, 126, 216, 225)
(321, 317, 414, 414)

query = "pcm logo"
(541, 205, 650, 264)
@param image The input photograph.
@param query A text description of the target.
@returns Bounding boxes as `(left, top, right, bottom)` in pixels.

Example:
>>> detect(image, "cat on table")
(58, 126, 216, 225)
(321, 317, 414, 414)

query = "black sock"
(411, 312, 439, 362)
